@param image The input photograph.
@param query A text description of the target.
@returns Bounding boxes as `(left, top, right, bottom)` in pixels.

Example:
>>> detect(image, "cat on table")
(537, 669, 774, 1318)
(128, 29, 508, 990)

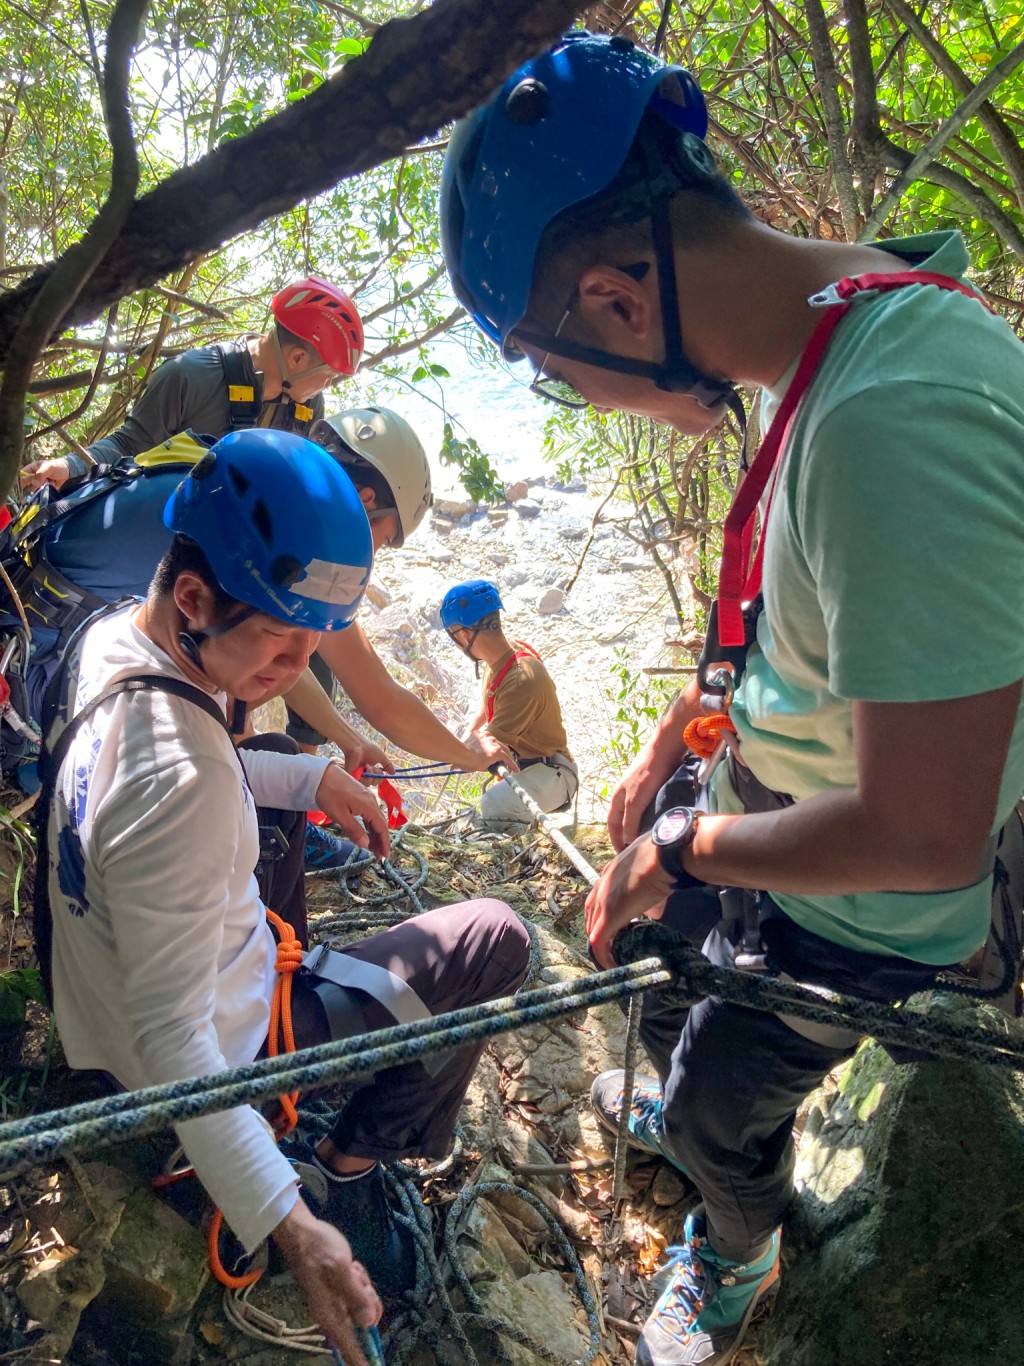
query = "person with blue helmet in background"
(41, 429, 530, 1359)
(441, 30, 1024, 1366)
(441, 578, 576, 827)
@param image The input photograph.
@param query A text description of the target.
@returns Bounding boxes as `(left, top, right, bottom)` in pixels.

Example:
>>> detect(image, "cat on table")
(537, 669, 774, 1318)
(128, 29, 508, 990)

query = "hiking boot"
(304, 820, 374, 873)
(637, 1210, 780, 1366)
(591, 1069, 688, 1172)
(280, 1137, 415, 1302)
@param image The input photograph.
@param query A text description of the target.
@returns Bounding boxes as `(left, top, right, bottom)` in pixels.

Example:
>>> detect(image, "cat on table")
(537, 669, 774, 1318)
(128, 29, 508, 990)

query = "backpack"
(0, 433, 212, 787)
(214, 342, 317, 435)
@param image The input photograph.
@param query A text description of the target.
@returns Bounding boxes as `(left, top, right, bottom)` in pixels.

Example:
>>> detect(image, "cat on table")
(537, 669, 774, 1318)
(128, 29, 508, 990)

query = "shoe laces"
(656, 1235, 716, 1343)
(622, 1083, 663, 1134)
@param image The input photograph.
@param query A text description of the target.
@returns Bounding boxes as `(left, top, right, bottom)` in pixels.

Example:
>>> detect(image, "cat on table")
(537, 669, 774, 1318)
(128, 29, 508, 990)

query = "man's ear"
(357, 485, 377, 513)
(172, 571, 214, 626)
(576, 264, 656, 345)
(284, 344, 315, 374)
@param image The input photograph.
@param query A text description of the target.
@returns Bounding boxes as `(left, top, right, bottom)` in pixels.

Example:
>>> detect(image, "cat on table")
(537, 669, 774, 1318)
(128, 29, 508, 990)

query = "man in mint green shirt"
(440, 32, 1024, 1366)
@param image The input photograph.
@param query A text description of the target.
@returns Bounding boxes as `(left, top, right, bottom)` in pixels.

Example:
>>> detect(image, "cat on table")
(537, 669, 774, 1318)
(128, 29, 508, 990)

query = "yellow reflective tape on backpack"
(133, 432, 212, 470)
(294, 403, 314, 423)
(228, 384, 255, 403)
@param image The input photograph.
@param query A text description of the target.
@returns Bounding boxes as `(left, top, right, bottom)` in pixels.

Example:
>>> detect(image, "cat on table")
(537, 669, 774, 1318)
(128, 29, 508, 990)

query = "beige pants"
(477, 753, 578, 828)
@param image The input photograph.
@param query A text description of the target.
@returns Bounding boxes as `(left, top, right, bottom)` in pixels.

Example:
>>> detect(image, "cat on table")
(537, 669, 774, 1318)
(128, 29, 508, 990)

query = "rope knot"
(683, 713, 736, 760)
(274, 939, 304, 975)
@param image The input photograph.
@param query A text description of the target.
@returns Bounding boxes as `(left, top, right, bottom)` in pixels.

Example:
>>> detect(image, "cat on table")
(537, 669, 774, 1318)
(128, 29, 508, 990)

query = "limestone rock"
(100, 1189, 208, 1321)
(758, 1000, 1024, 1366)
(563, 525, 587, 541)
(515, 498, 542, 519)
(434, 497, 477, 520)
(537, 588, 565, 615)
(363, 580, 392, 610)
(505, 480, 529, 502)
(651, 1165, 689, 1208)
(487, 507, 509, 524)
(504, 568, 530, 588)
(490, 552, 510, 566)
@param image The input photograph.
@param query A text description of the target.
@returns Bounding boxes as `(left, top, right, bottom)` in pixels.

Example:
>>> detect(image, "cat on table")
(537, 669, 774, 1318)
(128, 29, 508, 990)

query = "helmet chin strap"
(648, 195, 749, 468)
(271, 329, 332, 393)
(179, 606, 258, 737)
(178, 605, 257, 671)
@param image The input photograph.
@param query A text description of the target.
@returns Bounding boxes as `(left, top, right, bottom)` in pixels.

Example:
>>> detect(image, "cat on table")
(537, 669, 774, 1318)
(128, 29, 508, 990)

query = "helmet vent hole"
(505, 78, 551, 125)
(251, 499, 274, 546)
(191, 453, 217, 481)
(227, 465, 250, 497)
(271, 554, 304, 588)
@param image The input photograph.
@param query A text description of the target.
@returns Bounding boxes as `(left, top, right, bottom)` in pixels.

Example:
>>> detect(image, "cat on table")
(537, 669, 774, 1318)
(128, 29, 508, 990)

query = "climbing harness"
(714, 271, 995, 650)
(485, 641, 540, 723)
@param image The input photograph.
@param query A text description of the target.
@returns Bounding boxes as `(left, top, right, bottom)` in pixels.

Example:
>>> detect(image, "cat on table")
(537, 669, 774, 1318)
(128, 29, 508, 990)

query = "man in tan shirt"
(440, 579, 578, 827)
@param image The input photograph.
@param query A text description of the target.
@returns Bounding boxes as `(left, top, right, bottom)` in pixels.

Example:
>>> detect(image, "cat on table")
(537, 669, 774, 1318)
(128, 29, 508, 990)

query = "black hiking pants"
(632, 758, 945, 1264)
(637, 886, 943, 1264)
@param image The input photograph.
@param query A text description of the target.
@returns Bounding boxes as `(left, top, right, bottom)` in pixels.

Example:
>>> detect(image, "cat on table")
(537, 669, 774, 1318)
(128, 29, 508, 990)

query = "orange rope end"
(208, 1209, 263, 1289)
(683, 713, 737, 760)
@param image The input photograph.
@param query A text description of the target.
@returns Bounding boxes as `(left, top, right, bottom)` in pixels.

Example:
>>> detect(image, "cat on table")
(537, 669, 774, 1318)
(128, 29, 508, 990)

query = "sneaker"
(637, 1209, 780, 1366)
(280, 1136, 416, 1302)
(591, 1069, 688, 1172)
(304, 820, 374, 873)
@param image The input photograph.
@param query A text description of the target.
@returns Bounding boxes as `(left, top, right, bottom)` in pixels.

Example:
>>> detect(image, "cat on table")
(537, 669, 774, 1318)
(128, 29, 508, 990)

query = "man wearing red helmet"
(21, 277, 363, 489)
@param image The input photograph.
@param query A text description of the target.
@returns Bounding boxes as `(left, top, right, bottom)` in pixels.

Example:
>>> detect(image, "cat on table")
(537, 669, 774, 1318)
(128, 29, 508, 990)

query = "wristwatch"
(650, 806, 702, 888)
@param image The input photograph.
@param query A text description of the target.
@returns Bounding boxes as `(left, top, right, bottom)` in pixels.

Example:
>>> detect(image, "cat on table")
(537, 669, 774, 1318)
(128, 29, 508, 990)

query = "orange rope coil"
(683, 713, 737, 760)
(208, 908, 303, 1289)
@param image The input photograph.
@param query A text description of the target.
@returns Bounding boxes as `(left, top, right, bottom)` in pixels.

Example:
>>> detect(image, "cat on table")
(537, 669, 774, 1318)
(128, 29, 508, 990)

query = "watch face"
(652, 806, 696, 848)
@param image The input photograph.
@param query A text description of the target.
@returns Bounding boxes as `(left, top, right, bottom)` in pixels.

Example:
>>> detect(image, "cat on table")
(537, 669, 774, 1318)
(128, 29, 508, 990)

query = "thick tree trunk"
(0, 0, 582, 361)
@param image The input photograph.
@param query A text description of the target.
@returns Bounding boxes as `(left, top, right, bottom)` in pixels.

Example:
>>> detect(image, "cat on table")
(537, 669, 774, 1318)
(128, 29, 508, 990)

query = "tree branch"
(0, 0, 583, 361)
(881, 0, 1024, 213)
(0, 0, 148, 501)
(363, 306, 465, 367)
(802, 0, 860, 238)
(859, 34, 1024, 243)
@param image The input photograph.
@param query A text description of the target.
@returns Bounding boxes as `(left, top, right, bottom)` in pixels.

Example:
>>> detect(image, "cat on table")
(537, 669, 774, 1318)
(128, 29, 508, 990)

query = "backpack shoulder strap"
(213, 341, 261, 430)
(34, 673, 231, 1006)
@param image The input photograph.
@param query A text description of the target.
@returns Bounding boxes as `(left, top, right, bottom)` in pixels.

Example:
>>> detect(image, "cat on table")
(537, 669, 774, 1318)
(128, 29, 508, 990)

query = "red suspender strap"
(485, 642, 540, 723)
(715, 271, 993, 648)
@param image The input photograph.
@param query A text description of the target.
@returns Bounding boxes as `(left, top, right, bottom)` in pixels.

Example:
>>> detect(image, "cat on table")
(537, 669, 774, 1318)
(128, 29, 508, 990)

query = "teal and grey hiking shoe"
(590, 1069, 687, 1172)
(304, 820, 374, 873)
(637, 1209, 780, 1365)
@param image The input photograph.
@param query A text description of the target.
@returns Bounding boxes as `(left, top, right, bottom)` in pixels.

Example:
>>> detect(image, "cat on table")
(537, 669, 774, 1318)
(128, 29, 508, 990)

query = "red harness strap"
(716, 271, 994, 647)
(485, 641, 540, 724)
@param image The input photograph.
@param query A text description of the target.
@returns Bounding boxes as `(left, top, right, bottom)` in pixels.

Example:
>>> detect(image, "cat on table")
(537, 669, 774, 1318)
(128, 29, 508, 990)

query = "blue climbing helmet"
(440, 30, 707, 357)
(440, 579, 503, 631)
(164, 428, 372, 633)
(441, 33, 740, 416)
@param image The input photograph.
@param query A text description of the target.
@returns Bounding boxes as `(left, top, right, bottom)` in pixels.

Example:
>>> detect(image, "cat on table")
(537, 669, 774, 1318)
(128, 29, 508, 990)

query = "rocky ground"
(0, 825, 758, 1366)
(358, 470, 693, 823)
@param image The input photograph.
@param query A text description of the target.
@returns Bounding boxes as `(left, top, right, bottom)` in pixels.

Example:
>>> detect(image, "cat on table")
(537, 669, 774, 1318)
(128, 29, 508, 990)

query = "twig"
(512, 1157, 613, 1175)
(27, 303, 119, 446)
(149, 282, 229, 319)
(860, 35, 1024, 241)
(564, 470, 624, 595)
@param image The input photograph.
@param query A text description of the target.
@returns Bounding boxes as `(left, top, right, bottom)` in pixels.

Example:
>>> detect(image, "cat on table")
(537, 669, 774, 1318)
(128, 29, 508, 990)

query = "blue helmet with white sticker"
(440, 579, 503, 630)
(440, 30, 708, 357)
(164, 428, 372, 632)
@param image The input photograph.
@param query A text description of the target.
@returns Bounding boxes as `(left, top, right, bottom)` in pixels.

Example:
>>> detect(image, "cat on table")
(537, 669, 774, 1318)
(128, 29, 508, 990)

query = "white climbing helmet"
(311, 406, 432, 548)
